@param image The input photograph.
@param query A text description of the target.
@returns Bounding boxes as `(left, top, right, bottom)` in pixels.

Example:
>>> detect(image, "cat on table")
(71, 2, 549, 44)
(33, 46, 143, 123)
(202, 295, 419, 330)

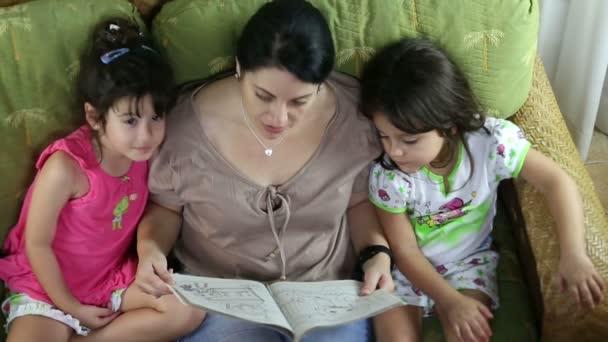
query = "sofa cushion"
(0, 0, 143, 244)
(151, 0, 538, 119)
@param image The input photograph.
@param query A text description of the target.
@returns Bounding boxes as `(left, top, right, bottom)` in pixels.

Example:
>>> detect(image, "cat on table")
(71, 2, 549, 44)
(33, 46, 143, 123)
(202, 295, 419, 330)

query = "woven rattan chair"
(508, 57, 608, 341)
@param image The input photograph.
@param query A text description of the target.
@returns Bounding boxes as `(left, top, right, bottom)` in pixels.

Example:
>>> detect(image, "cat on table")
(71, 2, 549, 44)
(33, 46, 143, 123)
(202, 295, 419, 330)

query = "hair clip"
(100, 48, 130, 64)
(140, 44, 159, 55)
(108, 23, 120, 31)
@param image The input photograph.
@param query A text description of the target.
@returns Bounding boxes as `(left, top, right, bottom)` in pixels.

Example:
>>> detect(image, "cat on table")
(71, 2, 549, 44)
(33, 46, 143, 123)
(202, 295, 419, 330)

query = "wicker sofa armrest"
(511, 57, 608, 341)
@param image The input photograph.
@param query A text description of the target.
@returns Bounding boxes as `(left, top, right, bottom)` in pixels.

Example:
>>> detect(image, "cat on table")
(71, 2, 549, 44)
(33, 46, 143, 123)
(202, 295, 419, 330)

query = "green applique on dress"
(112, 196, 130, 230)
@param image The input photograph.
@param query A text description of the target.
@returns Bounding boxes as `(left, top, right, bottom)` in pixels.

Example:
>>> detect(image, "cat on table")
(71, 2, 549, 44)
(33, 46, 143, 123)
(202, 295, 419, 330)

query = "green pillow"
(0, 0, 144, 244)
(152, 0, 538, 118)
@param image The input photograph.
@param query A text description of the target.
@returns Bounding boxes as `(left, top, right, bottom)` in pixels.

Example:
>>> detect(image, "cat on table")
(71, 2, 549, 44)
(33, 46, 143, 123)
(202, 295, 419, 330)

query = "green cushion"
(422, 198, 538, 341)
(151, 0, 538, 118)
(0, 0, 144, 246)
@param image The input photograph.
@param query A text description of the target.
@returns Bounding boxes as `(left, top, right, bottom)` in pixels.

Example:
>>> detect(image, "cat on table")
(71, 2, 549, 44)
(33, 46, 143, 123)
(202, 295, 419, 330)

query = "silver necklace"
(240, 95, 287, 157)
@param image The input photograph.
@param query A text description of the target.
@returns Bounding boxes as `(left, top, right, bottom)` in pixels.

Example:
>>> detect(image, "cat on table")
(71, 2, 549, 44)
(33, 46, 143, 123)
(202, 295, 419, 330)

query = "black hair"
(76, 17, 174, 128)
(236, 0, 335, 84)
(361, 38, 487, 176)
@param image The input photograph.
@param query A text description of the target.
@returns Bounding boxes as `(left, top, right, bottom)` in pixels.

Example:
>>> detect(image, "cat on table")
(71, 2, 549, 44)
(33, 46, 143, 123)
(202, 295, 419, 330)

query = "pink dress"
(0, 126, 148, 306)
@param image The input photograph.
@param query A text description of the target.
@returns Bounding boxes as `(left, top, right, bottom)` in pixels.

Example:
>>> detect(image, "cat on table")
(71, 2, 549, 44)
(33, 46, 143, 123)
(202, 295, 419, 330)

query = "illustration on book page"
(173, 274, 290, 330)
(178, 281, 268, 317)
(270, 280, 403, 336)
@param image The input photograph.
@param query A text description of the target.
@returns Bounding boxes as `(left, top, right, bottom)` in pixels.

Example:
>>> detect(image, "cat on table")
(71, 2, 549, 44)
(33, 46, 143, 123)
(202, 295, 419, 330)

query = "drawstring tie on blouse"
(264, 186, 291, 281)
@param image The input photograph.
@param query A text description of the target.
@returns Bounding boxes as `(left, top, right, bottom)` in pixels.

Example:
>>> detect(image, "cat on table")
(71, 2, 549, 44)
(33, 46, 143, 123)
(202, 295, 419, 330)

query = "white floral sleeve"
(368, 162, 412, 214)
(486, 117, 531, 184)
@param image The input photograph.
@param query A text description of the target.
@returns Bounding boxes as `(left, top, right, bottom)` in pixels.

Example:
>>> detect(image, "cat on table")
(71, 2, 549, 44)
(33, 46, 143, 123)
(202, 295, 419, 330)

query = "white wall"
(537, 0, 568, 83)
(538, 0, 608, 135)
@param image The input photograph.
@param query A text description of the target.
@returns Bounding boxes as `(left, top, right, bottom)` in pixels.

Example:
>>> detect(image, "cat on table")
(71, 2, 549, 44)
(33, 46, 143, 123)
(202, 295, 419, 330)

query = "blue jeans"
(178, 313, 372, 342)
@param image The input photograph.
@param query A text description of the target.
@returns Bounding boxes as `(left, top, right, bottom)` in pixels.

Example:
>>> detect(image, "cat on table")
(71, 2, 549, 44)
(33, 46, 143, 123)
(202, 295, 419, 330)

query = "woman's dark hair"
(361, 37, 487, 175)
(236, 0, 335, 84)
(76, 17, 174, 127)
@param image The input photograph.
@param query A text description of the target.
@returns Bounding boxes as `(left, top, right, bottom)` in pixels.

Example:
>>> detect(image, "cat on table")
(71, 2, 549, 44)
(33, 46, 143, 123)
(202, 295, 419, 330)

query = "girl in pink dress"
(0, 17, 204, 342)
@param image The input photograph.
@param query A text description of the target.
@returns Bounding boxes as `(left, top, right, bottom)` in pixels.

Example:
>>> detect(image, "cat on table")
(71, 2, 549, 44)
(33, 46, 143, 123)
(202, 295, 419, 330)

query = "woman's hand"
(558, 252, 605, 310)
(436, 294, 493, 342)
(72, 303, 119, 330)
(360, 252, 395, 295)
(135, 244, 174, 297)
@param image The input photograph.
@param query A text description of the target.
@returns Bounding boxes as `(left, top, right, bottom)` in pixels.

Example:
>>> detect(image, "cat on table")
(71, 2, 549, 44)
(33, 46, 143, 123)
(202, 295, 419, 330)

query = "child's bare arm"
(377, 207, 493, 341)
(520, 148, 585, 254)
(24, 151, 86, 313)
(520, 148, 605, 308)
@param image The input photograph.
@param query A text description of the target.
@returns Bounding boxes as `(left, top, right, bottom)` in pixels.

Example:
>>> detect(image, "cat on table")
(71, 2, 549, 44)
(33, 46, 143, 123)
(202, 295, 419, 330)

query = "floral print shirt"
(369, 117, 531, 265)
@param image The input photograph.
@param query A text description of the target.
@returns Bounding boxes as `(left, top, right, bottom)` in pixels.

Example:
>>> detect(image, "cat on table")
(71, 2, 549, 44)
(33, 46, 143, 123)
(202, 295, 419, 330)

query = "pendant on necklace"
(265, 148, 273, 156)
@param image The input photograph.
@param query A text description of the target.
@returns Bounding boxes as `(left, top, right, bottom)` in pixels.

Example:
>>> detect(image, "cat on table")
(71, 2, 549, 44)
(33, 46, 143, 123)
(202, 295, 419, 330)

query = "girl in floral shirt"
(360, 38, 604, 342)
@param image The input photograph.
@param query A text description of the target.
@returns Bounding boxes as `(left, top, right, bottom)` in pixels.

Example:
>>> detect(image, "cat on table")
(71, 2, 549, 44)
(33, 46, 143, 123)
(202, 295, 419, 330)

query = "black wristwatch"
(358, 245, 395, 269)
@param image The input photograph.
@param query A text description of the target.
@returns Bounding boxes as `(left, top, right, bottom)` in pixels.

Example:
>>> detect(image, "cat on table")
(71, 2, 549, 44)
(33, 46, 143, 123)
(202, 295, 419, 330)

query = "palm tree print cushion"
(152, 0, 538, 119)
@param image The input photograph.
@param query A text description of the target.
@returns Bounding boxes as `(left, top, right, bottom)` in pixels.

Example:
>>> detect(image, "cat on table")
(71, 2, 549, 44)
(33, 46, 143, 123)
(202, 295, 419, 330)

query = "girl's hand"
(72, 304, 119, 330)
(437, 294, 493, 342)
(135, 247, 174, 297)
(360, 253, 395, 295)
(558, 252, 605, 309)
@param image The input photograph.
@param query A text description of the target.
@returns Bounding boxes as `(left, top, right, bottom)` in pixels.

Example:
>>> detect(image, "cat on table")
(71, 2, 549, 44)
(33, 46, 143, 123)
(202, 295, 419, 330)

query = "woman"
(135, 1, 392, 341)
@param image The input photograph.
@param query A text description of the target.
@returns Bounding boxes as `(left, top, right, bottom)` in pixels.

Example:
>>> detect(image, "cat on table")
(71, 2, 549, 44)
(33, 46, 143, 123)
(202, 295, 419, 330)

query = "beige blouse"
(149, 72, 381, 282)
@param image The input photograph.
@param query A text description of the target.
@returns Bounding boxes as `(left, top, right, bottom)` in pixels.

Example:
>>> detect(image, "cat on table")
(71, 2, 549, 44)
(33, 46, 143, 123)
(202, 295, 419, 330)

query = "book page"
(269, 280, 405, 339)
(172, 274, 292, 332)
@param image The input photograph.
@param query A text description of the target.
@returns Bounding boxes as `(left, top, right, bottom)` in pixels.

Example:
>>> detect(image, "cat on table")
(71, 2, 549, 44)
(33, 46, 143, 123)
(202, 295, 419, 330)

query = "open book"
(171, 273, 405, 341)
